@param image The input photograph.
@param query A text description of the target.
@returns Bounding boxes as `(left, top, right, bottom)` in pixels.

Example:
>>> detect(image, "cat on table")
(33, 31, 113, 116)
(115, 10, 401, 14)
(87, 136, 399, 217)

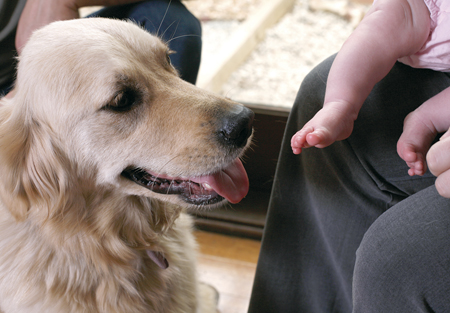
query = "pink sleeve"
(424, 0, 439, 30)
(399, 0, 450, 71)
(359, 0, 450, 71)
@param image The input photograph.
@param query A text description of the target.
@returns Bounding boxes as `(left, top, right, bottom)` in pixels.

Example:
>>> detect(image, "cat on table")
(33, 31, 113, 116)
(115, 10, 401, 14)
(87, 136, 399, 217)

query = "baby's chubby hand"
(291, 126, 332, 155)
(397, 110, 439, 176)
(291, 103, 357, 154)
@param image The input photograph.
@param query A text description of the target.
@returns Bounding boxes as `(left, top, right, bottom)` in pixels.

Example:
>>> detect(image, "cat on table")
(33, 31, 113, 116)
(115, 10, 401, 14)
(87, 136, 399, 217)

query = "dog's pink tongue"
(194, 159, 249, 204)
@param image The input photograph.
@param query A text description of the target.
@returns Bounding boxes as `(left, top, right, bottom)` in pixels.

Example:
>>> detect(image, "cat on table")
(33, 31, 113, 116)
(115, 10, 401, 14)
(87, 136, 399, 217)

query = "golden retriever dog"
(0, 18, 253, 313)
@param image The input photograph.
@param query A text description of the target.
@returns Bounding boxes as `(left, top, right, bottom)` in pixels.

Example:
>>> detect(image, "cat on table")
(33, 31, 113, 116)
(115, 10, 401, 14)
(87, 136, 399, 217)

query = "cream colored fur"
(0, 18, 249, 313)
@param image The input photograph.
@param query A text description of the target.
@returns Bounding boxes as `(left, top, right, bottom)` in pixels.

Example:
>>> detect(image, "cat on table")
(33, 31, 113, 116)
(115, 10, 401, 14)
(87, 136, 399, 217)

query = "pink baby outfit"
(398, 0, 450, 72)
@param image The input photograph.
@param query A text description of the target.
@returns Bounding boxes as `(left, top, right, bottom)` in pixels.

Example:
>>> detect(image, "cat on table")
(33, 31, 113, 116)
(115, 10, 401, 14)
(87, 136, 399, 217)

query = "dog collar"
(146, 250, 169, 269)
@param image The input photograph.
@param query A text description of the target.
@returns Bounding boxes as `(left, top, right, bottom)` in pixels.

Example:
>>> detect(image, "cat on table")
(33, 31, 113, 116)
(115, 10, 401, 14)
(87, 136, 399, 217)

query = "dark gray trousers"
(248, 55, 450, 313)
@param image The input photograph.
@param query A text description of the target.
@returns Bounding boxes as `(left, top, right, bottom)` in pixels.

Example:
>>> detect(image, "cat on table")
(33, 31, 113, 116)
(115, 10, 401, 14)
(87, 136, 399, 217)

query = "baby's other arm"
(398, 87, 450, 176)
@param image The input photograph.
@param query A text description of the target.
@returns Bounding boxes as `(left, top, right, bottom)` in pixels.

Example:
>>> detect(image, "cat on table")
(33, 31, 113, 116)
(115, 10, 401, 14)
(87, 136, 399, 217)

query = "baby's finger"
(291, 136, 310, 154)
(291, 133, 305, 148)
(409, 160, 425, 176)
(397, 142, 418, 163)
(305, 131, 322, 147)
(291, 127, 314, 154)
(306, 129, 335, 149)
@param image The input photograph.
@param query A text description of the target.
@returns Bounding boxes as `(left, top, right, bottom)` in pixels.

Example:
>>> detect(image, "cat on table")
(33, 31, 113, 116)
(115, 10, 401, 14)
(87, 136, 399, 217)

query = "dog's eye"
(105, 88, 139, 112)
(166, 50, 174, 66)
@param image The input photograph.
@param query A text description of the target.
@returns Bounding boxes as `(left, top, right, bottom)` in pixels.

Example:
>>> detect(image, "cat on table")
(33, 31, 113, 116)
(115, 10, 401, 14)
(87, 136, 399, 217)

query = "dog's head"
(0, 18, 253, 222)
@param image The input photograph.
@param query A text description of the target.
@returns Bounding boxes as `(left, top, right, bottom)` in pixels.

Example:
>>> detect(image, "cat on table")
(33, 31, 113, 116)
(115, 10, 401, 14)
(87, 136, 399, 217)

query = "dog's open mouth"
(122, 159, 249, 206)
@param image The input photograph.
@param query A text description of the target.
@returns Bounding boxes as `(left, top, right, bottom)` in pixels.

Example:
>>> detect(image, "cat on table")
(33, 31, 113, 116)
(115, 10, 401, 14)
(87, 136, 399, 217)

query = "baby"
(291, 0, 450, 176)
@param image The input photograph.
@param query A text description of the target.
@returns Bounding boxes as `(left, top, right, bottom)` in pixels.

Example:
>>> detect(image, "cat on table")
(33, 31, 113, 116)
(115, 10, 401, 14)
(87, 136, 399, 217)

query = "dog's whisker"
(188, 180, 193, 198)
(167, 180, 175, 195)
(157, 0, 172, 37)
(150, 181, 156, 191)
(223, 85, 239, 100)
(154, 155, 182, 179)
(166, 34, 201, 45)
(169, 20, 181, 43)
(160, 19, 179, 42)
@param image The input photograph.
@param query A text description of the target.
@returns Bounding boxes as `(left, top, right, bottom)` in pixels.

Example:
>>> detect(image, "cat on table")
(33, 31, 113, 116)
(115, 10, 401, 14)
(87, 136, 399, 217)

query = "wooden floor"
(194, 230, 261, 313)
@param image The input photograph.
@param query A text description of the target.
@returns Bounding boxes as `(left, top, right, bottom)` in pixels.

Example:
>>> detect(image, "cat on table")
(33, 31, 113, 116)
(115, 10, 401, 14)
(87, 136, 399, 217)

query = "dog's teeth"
(202, 183, 213, 190)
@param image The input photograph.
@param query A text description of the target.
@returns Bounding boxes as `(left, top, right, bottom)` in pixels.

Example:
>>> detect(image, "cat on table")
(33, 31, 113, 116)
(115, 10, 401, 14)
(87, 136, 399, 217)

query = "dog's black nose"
(218, 105, 254, 148)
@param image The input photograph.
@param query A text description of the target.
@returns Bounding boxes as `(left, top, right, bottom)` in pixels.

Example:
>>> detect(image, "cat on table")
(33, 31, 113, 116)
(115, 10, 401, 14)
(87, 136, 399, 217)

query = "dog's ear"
(0, 102, 32, 220)
(0, 101, 68, 221)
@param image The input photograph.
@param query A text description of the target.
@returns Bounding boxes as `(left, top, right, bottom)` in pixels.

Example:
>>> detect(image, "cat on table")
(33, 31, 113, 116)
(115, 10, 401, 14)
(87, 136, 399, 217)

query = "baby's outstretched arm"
(291, 0, 430, 154)
(397, 87, 450, 176)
